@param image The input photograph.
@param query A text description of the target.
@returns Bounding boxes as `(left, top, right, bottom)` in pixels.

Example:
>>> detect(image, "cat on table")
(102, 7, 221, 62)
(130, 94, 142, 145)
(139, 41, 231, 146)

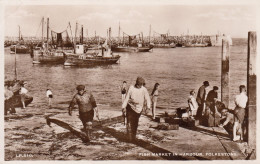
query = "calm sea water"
(4, 38, 247, 111)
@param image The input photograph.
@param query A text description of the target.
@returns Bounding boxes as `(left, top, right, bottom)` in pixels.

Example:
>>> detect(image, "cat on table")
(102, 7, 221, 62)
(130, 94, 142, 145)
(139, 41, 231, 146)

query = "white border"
(1, 0, 260, 164)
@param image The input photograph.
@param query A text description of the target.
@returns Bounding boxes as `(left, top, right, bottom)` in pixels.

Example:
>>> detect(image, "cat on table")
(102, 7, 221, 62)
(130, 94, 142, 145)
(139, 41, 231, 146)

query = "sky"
(4, 4, 258, 38)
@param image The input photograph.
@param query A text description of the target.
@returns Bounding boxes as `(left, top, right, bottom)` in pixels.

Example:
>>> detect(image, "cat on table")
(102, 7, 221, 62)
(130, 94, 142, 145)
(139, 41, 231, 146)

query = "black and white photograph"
(1, 0, 259, 162)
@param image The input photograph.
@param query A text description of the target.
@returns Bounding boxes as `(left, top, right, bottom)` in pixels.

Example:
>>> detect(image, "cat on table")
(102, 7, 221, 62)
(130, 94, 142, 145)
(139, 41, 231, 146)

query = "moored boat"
(112, 30, 153, 52)
(32, 17, 74, 64)
(10, 44, 29, 53)
(152, 43, 176, 48)
(111, 45, 153, 52)
(10, 26, 29, 54)
(64, 53, 120, 66)
(64, 44, 120, 66)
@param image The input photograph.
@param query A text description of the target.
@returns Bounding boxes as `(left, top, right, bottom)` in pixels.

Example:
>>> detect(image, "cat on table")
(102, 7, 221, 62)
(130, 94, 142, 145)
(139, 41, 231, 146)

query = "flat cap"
(136, 77, 145, 86)
(203, 81, 209, 86)
(76, 85, 85, 91)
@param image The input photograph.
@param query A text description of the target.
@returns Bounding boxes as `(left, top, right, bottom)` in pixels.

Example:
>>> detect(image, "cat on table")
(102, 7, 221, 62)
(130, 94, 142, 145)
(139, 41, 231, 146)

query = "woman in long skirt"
(151, 83, 160, 119)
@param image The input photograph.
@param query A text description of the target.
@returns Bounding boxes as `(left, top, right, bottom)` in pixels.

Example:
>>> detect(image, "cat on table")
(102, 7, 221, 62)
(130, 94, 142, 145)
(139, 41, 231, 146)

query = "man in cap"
(196, 81, 209, 120)
(206, 86, 219, 105)
(122, 77, 151, 142)
(68, 85, 99, 139)
(205, 86, 222, 126)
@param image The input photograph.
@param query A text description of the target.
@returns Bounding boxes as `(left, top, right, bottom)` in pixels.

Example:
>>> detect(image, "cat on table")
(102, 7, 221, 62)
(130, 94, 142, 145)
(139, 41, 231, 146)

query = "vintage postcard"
(1, 0, 259, 163)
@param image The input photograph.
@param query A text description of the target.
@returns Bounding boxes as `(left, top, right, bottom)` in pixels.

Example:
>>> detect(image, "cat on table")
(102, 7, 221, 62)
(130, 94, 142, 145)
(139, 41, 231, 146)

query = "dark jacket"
(196, 85, 206, 105)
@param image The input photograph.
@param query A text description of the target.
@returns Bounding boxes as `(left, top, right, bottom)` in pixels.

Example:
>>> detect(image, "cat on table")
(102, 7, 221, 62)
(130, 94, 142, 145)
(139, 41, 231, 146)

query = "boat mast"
(42, 17, 44, 46)
(68, 22, 73, 44)
(74, 22, 78, 52)
(47, 17, 49, 49)
(81, 25, 83, 44)
(149, 24, 151, 43)
(109, 27, 111, 48)
(141, 32, 144, 44)
(14, 45, 17, 81)
(118, 22, 120, 44)
(18, 25, 21, 42)
(95, 31, 96, 44)
(86, 29, 88, 43)
(40, 17, 44, 49)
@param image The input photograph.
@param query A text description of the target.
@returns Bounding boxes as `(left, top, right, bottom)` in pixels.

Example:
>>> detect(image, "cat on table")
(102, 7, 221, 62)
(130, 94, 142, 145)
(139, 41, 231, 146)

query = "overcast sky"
(4, 5, 257, 38)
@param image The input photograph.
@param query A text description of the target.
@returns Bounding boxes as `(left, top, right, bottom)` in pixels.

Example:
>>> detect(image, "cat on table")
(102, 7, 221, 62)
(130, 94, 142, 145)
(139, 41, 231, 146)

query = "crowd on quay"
(4, 77, 247, 143)
(188, 81, 248, 142)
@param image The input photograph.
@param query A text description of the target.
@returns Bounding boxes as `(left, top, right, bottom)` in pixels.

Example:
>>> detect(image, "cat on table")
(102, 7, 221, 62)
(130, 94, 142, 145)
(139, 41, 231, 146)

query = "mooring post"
(221, 39, 230, 108)
(247, 31, 257, 151)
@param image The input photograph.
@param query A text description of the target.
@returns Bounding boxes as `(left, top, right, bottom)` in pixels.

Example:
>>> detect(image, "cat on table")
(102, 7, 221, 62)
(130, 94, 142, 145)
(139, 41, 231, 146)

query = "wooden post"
(247, 31, 257, 150)
(221, 39, 230, 108)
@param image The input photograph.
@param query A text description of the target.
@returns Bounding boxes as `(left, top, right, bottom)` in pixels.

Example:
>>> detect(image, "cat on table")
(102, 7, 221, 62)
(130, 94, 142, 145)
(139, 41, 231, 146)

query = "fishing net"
(51, 30, 73, 47)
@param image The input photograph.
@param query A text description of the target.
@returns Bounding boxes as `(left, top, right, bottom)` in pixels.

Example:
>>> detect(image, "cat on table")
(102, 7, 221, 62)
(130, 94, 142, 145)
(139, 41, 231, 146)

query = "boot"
(86, 122, 92, 140)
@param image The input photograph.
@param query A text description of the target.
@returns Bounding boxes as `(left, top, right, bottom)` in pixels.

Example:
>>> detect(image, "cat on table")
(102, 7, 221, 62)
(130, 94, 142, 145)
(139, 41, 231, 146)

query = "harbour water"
(4, 38, 247, 111)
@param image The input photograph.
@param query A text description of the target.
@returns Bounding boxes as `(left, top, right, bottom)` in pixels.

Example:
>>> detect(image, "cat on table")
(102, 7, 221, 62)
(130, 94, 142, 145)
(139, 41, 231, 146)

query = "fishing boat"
(64, 27, 120, 66)
(152, 43, 176, 48)
(152, 31, 176, 48)
(111, 25, 153, 52)
(10, 26, 29, 54)
(64, 49, 120, 66)
(32, 17, 74, 64)
(10, 44, 29, 53)
(111, 44, 153, 52)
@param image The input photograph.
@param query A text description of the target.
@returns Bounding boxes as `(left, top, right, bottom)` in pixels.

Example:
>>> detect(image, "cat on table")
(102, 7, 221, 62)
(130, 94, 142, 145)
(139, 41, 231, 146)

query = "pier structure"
(221, 39, 230, 108)
(246, 31, 257, 154)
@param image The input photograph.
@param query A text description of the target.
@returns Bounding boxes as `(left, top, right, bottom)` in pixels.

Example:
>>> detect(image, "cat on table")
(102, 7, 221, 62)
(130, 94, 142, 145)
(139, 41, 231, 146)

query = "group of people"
(4, 80, 53, 116)
(67, 77, 160, 142)
(4, 81, 30, 115)
(187, 81, 248, 142)
(5, 77, 248, 143)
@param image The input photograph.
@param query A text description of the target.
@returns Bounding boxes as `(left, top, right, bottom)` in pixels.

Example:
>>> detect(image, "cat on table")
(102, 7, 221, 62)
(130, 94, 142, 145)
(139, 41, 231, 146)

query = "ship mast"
(86, 29, 88, 43)
(18, 25, 21, 42)
(74, 22, 78, 52)
(14, 45, 17, 81)
(109, 27, 111, 48)
(149, 24, 151, 43)
(47, 17, 49, 50)
(42, 17, 44, 45)
(81, 25, 83, 44)
(118, 22, 120, 44)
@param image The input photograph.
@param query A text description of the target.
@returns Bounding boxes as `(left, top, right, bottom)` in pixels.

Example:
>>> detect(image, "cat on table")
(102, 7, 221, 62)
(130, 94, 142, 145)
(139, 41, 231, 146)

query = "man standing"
(206, 86, 219, 105)
(205, 86, 219, 117)
(122, 77, 151, 142)
(233, 85, 248, 141)
(196, 81, 209, 120)
(68, 85, 99, 139)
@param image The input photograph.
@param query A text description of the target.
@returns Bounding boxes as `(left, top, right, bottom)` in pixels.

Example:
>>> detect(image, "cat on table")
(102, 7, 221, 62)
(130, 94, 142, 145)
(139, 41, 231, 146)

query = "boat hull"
(111, 46, 153, 52)
(32, 50, 66, 64)
(34, 55, 65, 64)
(64, 55, 120, 66)
(182, 43, 208, 48)
(10, 46, 29, 54)
(153, 44, 176, 48)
